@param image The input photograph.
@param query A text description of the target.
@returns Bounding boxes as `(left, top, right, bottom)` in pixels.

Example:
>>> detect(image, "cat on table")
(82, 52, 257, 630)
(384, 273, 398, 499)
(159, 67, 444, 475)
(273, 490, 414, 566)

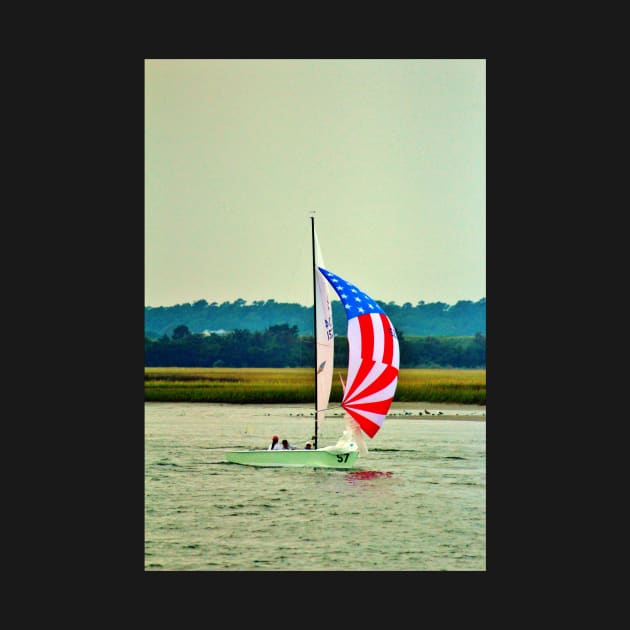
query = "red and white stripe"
(342, 312, 400, 437)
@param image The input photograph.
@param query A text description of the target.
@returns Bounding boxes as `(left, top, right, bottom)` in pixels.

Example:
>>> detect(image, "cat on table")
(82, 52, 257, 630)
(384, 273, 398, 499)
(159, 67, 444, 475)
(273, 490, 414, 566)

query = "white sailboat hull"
(225, 446, 358, 469)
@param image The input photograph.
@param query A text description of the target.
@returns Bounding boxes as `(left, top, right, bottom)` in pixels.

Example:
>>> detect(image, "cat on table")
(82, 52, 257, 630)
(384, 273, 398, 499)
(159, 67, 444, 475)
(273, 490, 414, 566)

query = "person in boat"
(304, 443, 312, 449)
(268, 435, 281, 450)
(281, 439, 297, 450)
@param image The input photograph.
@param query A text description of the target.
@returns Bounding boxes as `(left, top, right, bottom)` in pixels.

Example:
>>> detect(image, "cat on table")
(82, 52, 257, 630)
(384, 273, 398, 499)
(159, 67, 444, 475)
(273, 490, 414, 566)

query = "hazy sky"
(145, 59, 485, 308)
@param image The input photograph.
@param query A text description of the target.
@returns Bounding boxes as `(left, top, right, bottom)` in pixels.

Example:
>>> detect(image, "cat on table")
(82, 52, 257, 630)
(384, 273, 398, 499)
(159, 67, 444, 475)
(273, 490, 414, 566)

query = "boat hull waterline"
(225, 447, 359, 469)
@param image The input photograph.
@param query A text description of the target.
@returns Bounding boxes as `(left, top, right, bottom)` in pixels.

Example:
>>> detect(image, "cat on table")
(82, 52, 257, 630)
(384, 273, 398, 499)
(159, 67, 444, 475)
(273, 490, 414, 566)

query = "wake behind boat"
(225, 217, 399, 469)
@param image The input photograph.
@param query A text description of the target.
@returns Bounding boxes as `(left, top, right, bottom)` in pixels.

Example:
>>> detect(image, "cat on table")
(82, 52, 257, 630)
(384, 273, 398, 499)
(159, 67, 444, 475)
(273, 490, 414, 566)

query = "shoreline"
(388, 401, 485, 421)
(144, 400, 486, 420)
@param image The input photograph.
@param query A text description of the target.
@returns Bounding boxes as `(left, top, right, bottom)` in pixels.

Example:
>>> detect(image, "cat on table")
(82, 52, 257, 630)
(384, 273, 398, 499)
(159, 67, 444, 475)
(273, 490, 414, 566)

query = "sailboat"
(225, 218, 400, 469)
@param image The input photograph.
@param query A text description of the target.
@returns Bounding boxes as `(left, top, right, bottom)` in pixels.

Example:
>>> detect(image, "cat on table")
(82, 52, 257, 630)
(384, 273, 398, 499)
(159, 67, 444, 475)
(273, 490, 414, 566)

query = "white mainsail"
(313, 229, 334, 438)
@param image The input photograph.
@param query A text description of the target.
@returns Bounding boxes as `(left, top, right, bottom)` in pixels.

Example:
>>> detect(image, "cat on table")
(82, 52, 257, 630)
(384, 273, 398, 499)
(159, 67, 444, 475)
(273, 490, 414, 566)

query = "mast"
(311, 216, 318, 450)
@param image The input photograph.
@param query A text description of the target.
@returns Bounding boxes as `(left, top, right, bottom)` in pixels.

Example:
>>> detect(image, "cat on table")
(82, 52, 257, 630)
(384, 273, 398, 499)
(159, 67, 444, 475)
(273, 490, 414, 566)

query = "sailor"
(268, 435, 281, 450)
(281, 439, 297, 450)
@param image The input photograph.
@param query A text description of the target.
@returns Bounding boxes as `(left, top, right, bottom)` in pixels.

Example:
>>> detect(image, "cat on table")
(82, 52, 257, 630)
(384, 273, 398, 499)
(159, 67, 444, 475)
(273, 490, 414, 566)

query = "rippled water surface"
(145, 402, 486, 571)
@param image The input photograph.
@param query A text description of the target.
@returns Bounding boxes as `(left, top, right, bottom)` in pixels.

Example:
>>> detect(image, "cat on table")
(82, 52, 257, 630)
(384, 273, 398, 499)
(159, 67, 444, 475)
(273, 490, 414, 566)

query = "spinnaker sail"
(318, 267, 400, 438)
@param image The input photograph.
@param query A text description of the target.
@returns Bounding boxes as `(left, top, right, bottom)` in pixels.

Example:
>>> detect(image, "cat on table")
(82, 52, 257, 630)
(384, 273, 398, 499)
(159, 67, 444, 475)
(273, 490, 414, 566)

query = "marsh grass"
(144, 367, 486, 405)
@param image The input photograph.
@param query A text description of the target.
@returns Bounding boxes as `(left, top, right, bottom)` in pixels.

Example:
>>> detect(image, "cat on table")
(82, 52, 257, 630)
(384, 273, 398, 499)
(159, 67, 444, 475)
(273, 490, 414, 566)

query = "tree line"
(145, 296, 486, 339)
(144, 323, 486, 369)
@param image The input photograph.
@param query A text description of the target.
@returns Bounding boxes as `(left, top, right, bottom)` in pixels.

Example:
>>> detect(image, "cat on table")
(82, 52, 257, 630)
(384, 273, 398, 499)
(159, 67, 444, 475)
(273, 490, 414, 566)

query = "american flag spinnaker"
(318, 267, 400, 438)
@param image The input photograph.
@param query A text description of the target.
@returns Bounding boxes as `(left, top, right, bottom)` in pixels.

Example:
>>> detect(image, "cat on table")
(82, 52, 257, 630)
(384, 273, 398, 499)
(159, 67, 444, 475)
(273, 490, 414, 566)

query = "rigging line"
(251, 404, 344, 411)
(316, 404, 345, 413)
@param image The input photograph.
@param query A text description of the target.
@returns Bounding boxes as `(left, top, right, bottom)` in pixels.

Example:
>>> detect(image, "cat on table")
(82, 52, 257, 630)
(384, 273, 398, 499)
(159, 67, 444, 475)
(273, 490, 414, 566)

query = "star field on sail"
(318, 267, 400, 438)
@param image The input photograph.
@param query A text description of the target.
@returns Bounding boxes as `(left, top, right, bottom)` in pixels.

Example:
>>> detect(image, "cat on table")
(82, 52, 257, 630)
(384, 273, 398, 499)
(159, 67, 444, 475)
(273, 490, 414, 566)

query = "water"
(145, 402, 486, 571)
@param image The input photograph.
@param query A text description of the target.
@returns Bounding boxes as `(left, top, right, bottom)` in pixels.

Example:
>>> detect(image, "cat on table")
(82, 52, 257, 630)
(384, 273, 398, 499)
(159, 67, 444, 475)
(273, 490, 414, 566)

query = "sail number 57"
(336, 453, 350, 463)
